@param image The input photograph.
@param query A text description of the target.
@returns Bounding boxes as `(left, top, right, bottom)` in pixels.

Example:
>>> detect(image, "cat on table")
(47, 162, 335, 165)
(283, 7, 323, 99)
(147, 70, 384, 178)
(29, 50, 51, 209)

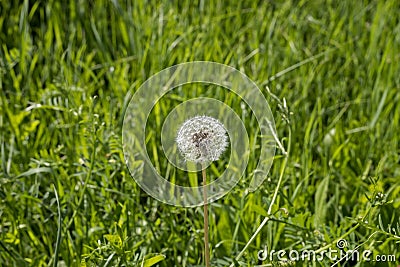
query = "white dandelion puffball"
(176, 115, 228, 163)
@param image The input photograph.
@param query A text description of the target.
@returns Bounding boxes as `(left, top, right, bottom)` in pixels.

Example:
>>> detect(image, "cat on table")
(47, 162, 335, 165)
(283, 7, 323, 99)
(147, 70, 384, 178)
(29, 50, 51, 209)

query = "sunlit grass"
(1, 0, 399, 266)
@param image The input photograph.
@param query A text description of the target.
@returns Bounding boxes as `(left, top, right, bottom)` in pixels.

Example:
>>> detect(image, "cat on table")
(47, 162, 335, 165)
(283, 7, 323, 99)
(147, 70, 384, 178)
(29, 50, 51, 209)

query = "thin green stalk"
(202, 167, 211, 267)
(66, 115, 98, 231)
(230, 127, 291, 266)
(52, 184, 62, 267)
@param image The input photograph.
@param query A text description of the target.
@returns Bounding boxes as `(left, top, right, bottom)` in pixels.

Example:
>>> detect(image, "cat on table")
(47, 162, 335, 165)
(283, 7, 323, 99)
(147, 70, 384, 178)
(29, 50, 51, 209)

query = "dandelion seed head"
(176, 115, 228, 163)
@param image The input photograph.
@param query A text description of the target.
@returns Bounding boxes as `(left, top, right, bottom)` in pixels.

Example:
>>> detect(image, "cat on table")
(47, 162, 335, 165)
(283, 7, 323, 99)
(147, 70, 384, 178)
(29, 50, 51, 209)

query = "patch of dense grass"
(1, 0, 399, 266)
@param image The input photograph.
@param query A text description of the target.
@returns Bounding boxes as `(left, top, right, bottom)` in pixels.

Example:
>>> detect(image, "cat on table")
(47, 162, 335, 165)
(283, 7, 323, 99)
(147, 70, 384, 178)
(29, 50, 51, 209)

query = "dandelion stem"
(202, 166, 211, 267)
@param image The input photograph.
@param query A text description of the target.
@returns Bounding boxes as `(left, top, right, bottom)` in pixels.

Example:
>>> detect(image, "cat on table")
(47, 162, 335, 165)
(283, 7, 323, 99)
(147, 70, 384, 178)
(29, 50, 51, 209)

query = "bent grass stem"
(230, 127, 291, 266)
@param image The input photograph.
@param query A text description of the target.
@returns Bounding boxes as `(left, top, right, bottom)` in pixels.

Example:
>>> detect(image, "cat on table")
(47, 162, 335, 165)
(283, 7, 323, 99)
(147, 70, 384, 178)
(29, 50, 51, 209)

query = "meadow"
(1, 0, 399, 266)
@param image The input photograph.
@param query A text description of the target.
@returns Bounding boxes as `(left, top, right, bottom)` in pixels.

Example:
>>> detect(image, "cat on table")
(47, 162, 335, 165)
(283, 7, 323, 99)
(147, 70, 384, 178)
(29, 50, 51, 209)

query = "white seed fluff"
(176, 115, 228, 163)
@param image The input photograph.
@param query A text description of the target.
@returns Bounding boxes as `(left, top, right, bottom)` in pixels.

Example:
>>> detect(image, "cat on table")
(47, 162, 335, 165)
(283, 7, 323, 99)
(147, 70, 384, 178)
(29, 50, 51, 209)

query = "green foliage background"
(0, 0, 399, 266)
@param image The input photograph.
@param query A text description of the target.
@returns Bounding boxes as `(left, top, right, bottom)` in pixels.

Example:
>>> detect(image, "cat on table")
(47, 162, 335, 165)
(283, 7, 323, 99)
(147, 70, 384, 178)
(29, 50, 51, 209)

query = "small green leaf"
(143, 254, 166, 267)
(314, 175, 330, 228)
(104, 234, 122, 248)
(23, 120, 40, 133)
(15, 167, 53, 178)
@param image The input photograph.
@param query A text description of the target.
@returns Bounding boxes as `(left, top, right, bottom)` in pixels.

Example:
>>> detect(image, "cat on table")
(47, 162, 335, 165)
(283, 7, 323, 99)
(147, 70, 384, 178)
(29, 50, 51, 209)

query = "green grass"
(1, 0, 400, 266)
